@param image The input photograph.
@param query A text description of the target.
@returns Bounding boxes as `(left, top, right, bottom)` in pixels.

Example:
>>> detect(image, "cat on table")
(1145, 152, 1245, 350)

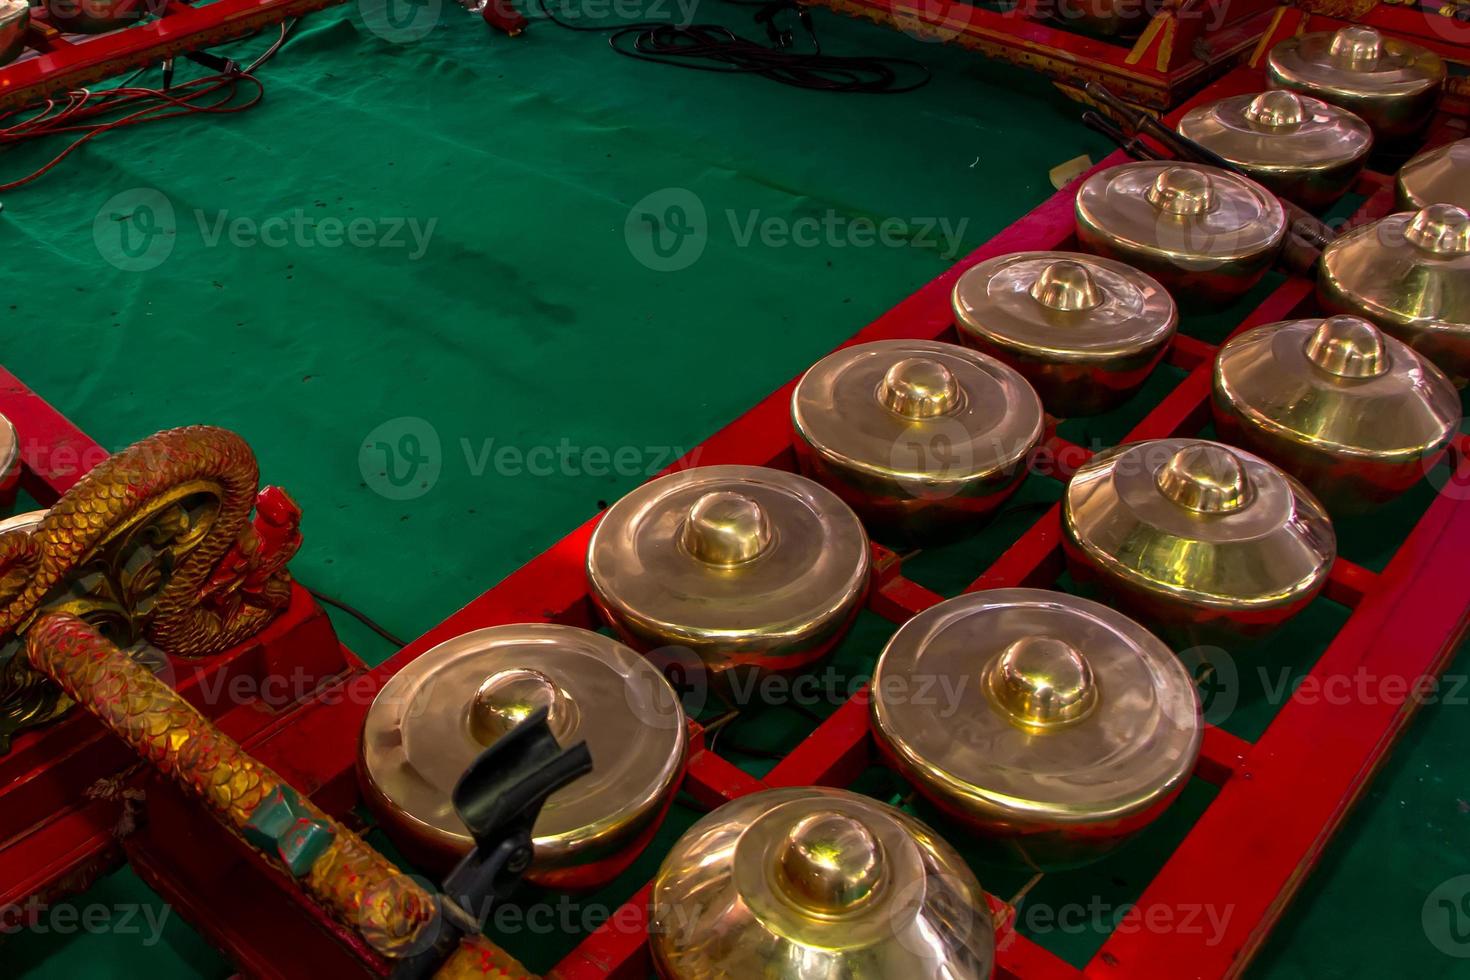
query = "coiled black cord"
(537, 0, 930, 94)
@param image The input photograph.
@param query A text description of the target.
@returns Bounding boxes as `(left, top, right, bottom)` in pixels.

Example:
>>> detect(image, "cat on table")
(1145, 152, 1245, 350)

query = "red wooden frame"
(811, 0, 1280, 108)
(8, 58, 1470, 980)
(0, 0, 344, 111)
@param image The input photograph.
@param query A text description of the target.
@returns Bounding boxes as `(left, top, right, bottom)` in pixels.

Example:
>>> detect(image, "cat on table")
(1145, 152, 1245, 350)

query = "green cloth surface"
(1, 5, 1467, 978)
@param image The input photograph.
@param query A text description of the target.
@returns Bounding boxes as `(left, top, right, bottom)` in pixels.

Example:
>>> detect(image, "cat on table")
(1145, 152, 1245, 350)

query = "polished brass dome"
(1176, 91, 1372, 209)
(1075, 162, 1286, 306)
(791, 339, 1043, 543)
(871, 588, 1201, 868)
(952, 251, 1177, 416)
(359, 624, 687, 889)
(1318, 204, 1470, 385)
(1212, 315, 1460, 514)
(648, 786, 995, 979)
(1062, 438, 1336, 643)
(1267, 26, 1444, 143)
(588, 465, 870, 679)
(1397, 139, 1470, 211)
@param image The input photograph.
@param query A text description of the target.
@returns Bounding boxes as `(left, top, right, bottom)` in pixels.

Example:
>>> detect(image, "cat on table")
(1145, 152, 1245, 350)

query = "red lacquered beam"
(1196, 724, 1251, 787)
(765, 690, 873, 790)
(1324, 559, 1377, 610)
(871, 574, 945, 622)
(0, 800, 122, 910)
(0, 0, 347, 110)
(965, 505, 1065, 594)
(1168, 334, 1217, 373)
(545, 883, 653, 980)
(0, 364, 108, 500)
(996, 932, 1087, 980)
(681, 745, 766, 810)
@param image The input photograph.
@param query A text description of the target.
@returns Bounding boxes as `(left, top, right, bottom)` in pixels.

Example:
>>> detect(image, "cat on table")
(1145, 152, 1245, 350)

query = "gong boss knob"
(359, 624, 687, 890)
(1074, 162, 1286, 307)
(649, 786, 995, 979)
(588, 465, 870, 680)
(1063, 438, 1336, 644)
(952, 251, 1177, 417)
(1176, 90, 1372, 211)
(1213, 315, 1459, 515)
(871, 588, 1201, 868)
(791, 339, 1043, 544)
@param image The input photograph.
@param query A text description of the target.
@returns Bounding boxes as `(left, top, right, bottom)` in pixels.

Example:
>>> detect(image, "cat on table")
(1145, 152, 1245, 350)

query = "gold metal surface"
(1213, 316, 1460, 514)
(0, 412, 15, 486)
(0, 510, 44, 536)
(0, 0, 27, 67)
(872, 588, 1200, 868)
(952, 251, 1177, 416)
(588, 465, 870, 680)
(360, 624, 686, 887)
(1397, 139, 1470, 211)
(1267, 27, 1444, 143)
(1176, 91, 1372, 210)
(1074, 162, 1286, 305)
(1062, 438, 1335, 643)
(29, 613, 439, 959)
(0, 427, 300, 751)
(791, 340, 1044, 543)
(1318, 204, 1470, 384)
(648, 786, 995, 979)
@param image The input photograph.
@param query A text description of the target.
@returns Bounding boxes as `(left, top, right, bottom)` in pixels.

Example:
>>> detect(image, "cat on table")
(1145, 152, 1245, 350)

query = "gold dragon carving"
(0, 425, 302, 751)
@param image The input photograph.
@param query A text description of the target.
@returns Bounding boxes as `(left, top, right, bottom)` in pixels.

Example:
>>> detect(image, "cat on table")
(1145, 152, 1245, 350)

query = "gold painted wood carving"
(0, 426, 302, 750)
(25, 612, 442, 960)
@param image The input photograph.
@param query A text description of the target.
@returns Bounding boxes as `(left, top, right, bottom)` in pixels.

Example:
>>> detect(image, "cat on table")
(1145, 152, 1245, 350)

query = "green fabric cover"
(2, 6, 1467, 978)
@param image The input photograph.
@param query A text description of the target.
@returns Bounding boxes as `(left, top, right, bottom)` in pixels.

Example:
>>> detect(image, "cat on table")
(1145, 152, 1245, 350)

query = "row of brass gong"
(0, 15, 1458, 980)
(357, 27, 1470, 980)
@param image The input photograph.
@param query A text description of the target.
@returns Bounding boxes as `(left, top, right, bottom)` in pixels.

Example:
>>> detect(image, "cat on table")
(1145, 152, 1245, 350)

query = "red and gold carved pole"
(25, 611, 531, 979)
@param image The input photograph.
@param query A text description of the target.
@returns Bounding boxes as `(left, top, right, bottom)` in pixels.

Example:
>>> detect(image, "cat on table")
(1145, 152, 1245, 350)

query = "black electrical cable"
(305, 585, 407, 649)
(536, 0, 929, 94)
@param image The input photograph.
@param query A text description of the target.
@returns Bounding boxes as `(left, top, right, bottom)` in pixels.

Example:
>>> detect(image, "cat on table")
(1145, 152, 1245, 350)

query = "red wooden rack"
(0, 0, 342, 111)
(812, 0, 1281, 108)
(3, 54, 1469, 980)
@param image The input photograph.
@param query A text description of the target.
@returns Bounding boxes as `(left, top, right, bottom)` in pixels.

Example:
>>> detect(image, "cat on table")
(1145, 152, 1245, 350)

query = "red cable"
(0, 71, 265, 192)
